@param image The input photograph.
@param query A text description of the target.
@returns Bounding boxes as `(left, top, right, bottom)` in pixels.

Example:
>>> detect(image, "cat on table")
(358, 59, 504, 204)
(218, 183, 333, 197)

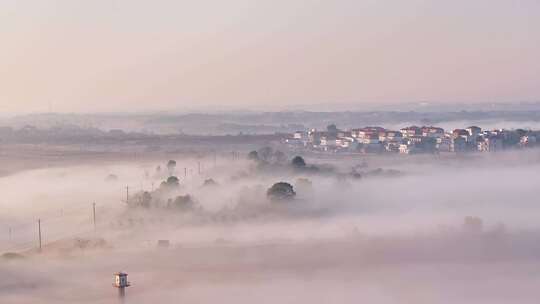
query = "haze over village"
(286, 124, 538, 154)
(3, 1, 540, 304)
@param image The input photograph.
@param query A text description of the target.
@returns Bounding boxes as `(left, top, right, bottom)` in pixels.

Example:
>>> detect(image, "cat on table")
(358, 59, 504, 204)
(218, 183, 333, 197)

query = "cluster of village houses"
(285, 125, 538, 154)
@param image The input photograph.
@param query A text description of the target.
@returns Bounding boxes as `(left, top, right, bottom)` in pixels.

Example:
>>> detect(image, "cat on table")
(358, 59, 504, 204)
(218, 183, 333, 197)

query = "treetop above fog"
(267, 182, 296, 202)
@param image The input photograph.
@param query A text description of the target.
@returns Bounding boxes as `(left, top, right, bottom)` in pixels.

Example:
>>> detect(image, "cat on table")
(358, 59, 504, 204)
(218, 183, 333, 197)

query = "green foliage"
(202, 178, 218, 187)
(168, 195, 196, 211)
(273, 150, 287, 164)
(160, 176, 180, 189)
(291, 156, 307, 168)
(140, 191, 152, 208)
(128, 191, 153, 208)
(257, 147, 274, 162)
(1, 252, 25, 260)
(327, 124, 338, 134)
(167, 176, 179, 184)
(254, 146, 288, 164)
(166, 160, 177, 175)
(267, 182, 296, 201)
(247, 150, 259, 160)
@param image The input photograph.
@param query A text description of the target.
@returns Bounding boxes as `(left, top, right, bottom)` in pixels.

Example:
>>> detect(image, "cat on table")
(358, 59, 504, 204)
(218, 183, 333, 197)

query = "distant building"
(422, 126, 445, 138)
(379, 130, 402, 142)
(293, 131, 305, 140)
(400, 126, 422, 138)
(307, 129, 324, 145)
(451, 136, 468, 152)
(283, 123, 536, 155)
(520, 135, 537, 147)
(337, 130, 352, 138)
(477, 136, 503, 152)
(320, 135, 338, 150)
(336, 137, 357, 149)
(452, 129, 469, 139)
(351, 127, 385, 139)
(360, 133, 380, 145)
(466, 126, 482, 137)
(436, 136, 452, 152)
(399, 144, 411, 154)
(384, 141, 401, 153)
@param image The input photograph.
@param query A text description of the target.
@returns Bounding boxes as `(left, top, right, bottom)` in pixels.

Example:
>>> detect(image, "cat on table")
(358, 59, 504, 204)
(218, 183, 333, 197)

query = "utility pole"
(9, 227, 12, 242)
(93, 202, 96, 231)
(126, 186, 129, 205)
(198, 161, 201, 175)
(184, 167, 187, 178)
(38, 219, 42, 252)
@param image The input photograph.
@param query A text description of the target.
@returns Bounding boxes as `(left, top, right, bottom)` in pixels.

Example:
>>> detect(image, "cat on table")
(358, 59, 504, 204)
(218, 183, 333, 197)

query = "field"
(2, 144, 540, 303)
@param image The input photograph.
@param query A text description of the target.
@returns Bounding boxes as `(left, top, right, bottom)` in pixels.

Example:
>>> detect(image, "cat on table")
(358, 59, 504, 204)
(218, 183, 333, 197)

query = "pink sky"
(1, 0, 539, 113)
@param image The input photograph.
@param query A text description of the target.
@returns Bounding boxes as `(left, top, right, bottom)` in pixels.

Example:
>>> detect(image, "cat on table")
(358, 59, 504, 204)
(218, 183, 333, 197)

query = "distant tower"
(113, 272, 131, 298)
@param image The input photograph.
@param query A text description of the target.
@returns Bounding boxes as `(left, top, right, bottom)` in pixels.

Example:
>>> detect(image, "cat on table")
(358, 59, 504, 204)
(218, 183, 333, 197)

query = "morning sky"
(1, 0, 539, 113)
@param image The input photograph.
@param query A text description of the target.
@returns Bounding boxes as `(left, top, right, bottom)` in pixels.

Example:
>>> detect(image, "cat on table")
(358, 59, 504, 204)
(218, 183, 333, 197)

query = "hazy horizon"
(2, 0, 540, 113)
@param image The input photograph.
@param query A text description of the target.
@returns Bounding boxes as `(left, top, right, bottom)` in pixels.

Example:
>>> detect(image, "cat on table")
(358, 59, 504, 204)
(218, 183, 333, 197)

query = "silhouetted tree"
(202, 178, 218, 187)
(267, 182, 296, 201)
(166, 160, 177, 176)
(140, 191, 152, 208)
(247, 150, 259, 160)
(291, 156, 307, 168)
(128, 191, 153, 208)
(169, 195, 196, 211)
(161, 176, 180, 189)
(273, 150, 287, 164)
(327, 124, 338, 135)
(257, 147, 273, 162)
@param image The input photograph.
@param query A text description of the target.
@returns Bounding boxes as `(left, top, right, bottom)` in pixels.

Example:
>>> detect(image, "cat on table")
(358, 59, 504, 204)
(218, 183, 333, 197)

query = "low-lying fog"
(2, 150, 540, 303)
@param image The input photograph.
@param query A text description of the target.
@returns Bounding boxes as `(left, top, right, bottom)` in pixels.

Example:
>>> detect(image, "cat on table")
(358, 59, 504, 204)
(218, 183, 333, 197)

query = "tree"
(161, 176, 180, 189)
(257, 147, 274, 162)
(291, 156, 307, 168)
(166, 160, 177, 176)
(139, 191, 152, 208)
(247, 150, 259, 161)
(273, 150, 287, 164)
(167, 176, 179, 184)
(327, 124, 338, 135)
(169, 195, 196, 211)
(202, 178, 218, 187)
(128, 191, 152, 208)
(267, 182, 296, 201)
